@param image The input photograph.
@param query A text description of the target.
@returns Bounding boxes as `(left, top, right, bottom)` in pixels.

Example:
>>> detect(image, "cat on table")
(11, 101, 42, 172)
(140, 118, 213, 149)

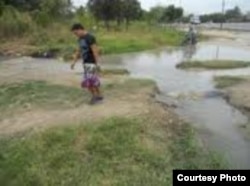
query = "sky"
(72, 0, 250, 14)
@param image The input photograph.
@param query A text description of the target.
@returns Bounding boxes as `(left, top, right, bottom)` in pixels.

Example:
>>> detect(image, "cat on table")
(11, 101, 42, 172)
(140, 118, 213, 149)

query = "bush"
(32, 10, 51, 27)
(0, 6, 33, 38)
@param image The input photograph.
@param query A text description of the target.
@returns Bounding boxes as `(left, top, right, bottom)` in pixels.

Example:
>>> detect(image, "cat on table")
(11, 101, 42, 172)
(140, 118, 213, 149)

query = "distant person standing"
(188, 25, 197, 44)
(182, 25, 197, 45)
(70, 23, 103, 104)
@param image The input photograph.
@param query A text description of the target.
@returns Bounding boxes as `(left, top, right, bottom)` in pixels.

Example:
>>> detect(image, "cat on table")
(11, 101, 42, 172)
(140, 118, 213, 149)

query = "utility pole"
(220, 0, 226, 29)
(179, 0, 182, 7)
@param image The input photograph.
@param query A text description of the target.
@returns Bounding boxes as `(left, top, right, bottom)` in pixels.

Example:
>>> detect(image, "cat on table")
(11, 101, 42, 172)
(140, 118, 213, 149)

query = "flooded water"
(103, 42, 250, 169)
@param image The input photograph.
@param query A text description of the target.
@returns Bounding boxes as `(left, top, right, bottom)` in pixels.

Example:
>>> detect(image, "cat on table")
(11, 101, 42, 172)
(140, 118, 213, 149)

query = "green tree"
(76, 5, 86, 17)
(88, 0, 119, 30)
(148, 6, 166, 23)
(75, 6, 96, 29)
(2, 0, 41, 11)
(225, 6, 242, 21)
(87, 0, 141, 30)
(0, 0, 4, 15)
(40, 0, 72, 19)
(200, 13, 225, 23)
(2, 0, 72, 19)
(147, 5, 183, 23)
(160, 5, 183, 23)
(121, 0, 142, 29)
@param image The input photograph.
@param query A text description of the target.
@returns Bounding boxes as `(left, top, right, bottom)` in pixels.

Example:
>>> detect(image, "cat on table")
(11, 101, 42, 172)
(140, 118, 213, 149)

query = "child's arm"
(71, 48, 80, 70)
(91, 44, 100, 65)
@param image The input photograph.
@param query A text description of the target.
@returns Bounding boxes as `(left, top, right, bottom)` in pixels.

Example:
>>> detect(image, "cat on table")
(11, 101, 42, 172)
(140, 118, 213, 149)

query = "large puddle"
(103, 42, 250, 169)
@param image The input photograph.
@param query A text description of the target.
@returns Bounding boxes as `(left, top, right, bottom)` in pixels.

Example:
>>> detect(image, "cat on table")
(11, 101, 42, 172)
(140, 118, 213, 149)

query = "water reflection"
(182, 45, 197, 60)
(191, 43, 250, 61)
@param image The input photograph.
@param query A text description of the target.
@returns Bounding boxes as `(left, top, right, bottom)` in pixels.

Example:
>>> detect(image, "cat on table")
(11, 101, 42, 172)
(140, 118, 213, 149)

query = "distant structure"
(190, 15, 201, 25)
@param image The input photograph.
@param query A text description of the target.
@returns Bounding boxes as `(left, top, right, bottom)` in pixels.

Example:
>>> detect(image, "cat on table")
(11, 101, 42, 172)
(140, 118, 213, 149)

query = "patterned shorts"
(81, 63, 101, 88)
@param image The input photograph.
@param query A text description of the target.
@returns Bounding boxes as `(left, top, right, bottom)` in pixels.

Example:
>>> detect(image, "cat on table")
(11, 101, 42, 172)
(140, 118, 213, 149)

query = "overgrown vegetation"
(98, 26, 184, 54)
(0, 1, 184, 57)
(0, 81, 85, 119)
(0, 23, 184, 57)
(0, 6, 33, 38)
(214, 76, 246, 88)
(0, 116, 226, 186)
(177, 60, 250, 70)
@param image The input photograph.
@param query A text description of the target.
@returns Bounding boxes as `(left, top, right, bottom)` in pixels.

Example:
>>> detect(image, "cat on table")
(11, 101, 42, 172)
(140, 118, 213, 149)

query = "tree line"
(87, 0, 142, 30)
(200, 6, 250, 23)
(1, 0, 72, 18)
(2, 0, 249, 38)
(0, 0, 185, 36)
(82, 1, 183, 30)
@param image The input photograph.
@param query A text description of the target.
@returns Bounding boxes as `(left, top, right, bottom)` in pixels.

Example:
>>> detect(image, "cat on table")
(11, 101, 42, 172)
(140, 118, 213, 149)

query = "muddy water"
(103, 42, 250, 169)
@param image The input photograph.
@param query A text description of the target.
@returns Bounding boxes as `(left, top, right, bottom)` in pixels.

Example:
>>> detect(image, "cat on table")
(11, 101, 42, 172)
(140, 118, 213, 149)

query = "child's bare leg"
(88, 87, 96, 97)
(93, 87, 102, 97)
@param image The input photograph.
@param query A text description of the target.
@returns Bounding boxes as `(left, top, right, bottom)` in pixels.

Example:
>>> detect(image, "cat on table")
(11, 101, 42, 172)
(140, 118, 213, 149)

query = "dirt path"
(0, 57, 177, 136)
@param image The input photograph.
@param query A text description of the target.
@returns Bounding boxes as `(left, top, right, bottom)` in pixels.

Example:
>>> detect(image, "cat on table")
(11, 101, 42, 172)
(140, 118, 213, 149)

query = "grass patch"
(0, 117, 226, 186)
(0, 81, 85, 118)
(104, 78, 156, 95)
(98, 28, 184, 55)
(214, 76, 246, 88)
(0, 79, 154, 119)
(101, 68, 129, 76)
(169, 123, 227, 169)
(177, 60, 250, 70)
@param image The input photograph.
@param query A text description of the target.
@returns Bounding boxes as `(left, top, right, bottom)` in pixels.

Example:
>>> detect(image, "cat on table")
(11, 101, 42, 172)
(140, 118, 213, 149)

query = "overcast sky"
(72, 0, 250, 14)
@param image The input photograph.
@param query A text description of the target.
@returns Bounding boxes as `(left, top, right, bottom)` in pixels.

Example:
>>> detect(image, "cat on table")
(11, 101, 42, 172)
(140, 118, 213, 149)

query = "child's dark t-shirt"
(78, 33, 96, 64)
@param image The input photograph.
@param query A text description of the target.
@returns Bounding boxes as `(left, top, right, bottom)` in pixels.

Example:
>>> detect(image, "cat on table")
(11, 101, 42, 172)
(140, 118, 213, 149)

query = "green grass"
(101, 68, 129, 76)
(177, 60, 250, 70)
(214, 76, 246, 88)
(168, 123, 226, 169)
(104, 78, 156, 95)
(1, 23, 184, 58)
(98, 28, 184, 55)
(0, 78, 226, 185)
(0, 117, 226, 186)
(0, 79, 154, 119)
(0, 81, 85, 118)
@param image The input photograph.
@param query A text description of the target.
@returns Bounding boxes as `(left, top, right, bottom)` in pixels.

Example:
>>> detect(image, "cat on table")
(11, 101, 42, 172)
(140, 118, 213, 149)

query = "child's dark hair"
(71, 23, 84, 31)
